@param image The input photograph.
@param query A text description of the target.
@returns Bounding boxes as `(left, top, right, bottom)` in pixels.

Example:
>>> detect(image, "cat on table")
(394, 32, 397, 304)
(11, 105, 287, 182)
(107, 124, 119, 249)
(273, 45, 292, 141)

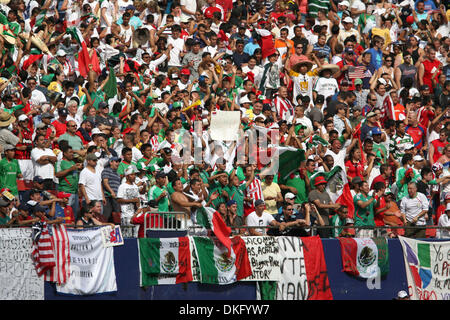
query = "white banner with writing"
(57, 227, 117, 295)
(399, 236, 450, 300)
(241, 236, 281, 281)
(0, 228, 44, 300)
(275, 236, 309, 300)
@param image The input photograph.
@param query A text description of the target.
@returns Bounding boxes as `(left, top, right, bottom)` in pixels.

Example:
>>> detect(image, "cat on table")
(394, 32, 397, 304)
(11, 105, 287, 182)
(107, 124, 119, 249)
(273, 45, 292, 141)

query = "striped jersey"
(272, 96, 294, 122)
(242, 178, 264, 208)
(389, 133, 414, 162)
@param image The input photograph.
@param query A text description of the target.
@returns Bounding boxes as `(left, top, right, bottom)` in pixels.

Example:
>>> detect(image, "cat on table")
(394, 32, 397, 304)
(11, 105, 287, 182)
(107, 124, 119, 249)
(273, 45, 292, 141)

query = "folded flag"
(196, 207, 232, 256)
(339, 237, 389, 279)
(306, 134, 329, 149)
(31, 222, 56, 277)
(275, 146, 306, 183)
(138, 237, 193, 286)
(192, 236, 252, 285)
(43, 224, 71, 285)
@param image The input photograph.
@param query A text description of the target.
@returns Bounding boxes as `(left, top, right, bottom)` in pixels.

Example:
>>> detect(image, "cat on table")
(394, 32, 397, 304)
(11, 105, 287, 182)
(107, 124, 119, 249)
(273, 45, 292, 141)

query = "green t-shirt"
(224, 184, 246, 217)
(0, 214, 10, 225)
(148, 185, 169, 212)
(117, 161, 137, 176)
(373, 142, 387, 163)
(55, 159, 79, 194)
(284, 173, 307, 204)
(330, 214, 346, 238)
(353, 193, 375, 227)
(0, 158, 21, 196)
(208, 182, 229, 209)
(58, 133, 84, 151)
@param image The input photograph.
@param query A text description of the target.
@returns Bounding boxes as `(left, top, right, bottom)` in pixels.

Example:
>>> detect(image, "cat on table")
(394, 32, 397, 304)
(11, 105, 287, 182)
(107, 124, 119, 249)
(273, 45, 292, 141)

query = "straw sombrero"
(0, 111, 15, 127)
(0, 24, 16, 45)
(19, 32, 49, 54)
(132, 28, 150, 48)
(292, 57, 314, 73)
(318, 64, 340, 76)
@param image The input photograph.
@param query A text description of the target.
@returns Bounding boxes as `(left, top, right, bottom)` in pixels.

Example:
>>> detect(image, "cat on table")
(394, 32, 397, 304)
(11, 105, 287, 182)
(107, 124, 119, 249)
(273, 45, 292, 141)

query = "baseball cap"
(413, 155, 424, 162)
(446, 203, 450, 211)
(109, 156, 120, 163)
(227, 200, 237, 207)
(33, 176, 44, 184)
(56, 49, 66, 57)
(284, 192, 296, 200)
(372, 127, 382, 135)
(180, 68, 190, 76)
(255, 199, 265, 207)
(126, 4, 136, 10)
(366, 111, 377, 118)
(125, 165, 138, 176)
(57, 191, 71, 198)
(343, 16, 353, 23)
(339, 1, 350, 7)
(98, 101, 109, 109)
(42, 112, 54, 119)
(354, 78, 363, 85)
(86, 153, 98, 161)
(0, 198, 9, 207)
(155, 170, 167, 179)
(58, 108, 68, 117)
(351, 176, 362, 185)
(397, 290, 409, 299)
(18, 114, 28, 122)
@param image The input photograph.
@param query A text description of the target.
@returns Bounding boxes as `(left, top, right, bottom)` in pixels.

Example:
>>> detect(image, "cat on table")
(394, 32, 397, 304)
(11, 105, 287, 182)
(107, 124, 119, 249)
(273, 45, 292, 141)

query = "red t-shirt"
(336, 60, 355, 90)
(52, 120, 67, 138)
(345, 159, 364, 180)
(370, 174, 388, 190)
(406, 124, 427, 149)
(131, 213, 164, 238)
(374, 195, 387, 227)
(431, 139, 448, 163)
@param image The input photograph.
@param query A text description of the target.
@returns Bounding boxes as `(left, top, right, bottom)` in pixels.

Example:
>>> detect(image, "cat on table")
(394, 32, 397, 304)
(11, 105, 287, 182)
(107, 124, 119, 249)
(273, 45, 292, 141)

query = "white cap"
(18, 114, 28, 122)
(397, 290, 409, 299)
(339, 1, 350, 7)
(285, 192, 296, 200)
(413, 155, 424, 161)
(240, 95, 251, 104)
(125, 165, 137, 176)
(446, 203, 450, 211)
(343, 16, 353, 24)
(56, 49, 66, 57)
(91, 128, 103, 135)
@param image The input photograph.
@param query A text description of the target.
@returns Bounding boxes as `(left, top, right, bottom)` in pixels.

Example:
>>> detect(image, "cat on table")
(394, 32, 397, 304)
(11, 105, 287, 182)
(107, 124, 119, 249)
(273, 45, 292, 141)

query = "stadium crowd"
(0, 0, 448, 239)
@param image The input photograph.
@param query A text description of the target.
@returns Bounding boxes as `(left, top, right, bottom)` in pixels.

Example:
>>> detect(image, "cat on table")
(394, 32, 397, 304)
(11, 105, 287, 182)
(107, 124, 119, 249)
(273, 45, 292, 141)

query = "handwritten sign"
(241, 236, 281, 281)
(0, 228, 44, 300)
(210, 111, 241, 141)
(275, 236, 309, 300)
(400, 236, 450, 300)
(101, 225, 124, 248)
(57, 227, 117, 295)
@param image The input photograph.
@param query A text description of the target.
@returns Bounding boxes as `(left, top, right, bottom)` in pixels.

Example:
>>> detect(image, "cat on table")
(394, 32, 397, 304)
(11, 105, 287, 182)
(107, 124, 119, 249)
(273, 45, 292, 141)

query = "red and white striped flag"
(348, 66, 366, 79)
(44, 224, 71, 285)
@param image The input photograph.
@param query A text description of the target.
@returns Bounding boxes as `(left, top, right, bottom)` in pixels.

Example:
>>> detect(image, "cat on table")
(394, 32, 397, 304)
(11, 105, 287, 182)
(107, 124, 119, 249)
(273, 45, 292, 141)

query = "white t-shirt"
(400, 192, 429, 226)
(117, 182, 140, 218)
(180, 0, 196, 20)
(167, 36, 185, 67)
(246, 211, 275, 235)
(437, 213, 450, 239)
(79, 167, 103, 201)
(30, 148, 55, 180)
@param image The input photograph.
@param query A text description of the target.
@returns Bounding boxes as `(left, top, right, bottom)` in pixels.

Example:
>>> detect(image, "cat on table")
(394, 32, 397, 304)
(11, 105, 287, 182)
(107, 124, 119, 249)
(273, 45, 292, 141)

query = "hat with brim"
(0, 24, 16, 45)
(318, 64, 340, 76)
(0, 111, 15, 127)
(314, 176, 327, 186)
(292, 58, 314, 73)
(19, 32, 49, 53)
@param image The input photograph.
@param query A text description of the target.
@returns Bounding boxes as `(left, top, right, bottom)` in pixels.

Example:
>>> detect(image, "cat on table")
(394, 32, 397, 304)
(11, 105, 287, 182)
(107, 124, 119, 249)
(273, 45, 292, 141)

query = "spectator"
(79, 153, 105, 214)
(246, 199, 282, 236)
(31, 134, 57, 190)
(400, 182, 429, 239)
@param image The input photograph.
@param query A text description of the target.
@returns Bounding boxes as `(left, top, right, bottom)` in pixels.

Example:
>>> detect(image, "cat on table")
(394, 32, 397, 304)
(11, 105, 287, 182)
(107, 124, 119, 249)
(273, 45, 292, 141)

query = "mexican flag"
(196, 207, 232, 256)
(339, 237, 389, 279)
(310, 164, 355, 219)
(274, 146, 306, 183)
(191, 236, 252, 285)
(32, 10, 47, 28)
(399, 236, 450, 300)
(257, 236, 333, 300)
(103, 67, 117, 99)
(138, 237, 193, 286)
(66, 26, 101, 78)
(306, 134, 329, 149)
